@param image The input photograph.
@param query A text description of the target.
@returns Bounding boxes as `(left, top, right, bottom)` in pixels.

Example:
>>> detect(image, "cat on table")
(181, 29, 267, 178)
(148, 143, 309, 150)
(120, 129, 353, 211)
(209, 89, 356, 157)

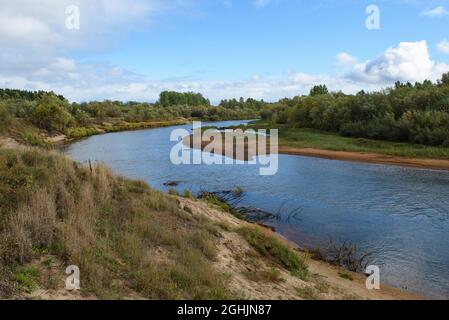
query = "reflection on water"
(63, 120, 449, 299)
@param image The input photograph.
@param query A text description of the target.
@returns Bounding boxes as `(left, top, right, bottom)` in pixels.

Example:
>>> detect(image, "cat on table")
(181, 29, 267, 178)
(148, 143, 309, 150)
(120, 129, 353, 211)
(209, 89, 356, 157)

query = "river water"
(63, 120, 449, 299)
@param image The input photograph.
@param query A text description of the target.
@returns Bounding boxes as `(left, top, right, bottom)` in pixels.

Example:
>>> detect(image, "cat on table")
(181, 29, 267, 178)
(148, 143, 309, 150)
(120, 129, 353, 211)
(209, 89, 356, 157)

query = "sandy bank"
(279, 146, 449, 171)
(177, 198, 423, 300)
(183, 133, 449, 171)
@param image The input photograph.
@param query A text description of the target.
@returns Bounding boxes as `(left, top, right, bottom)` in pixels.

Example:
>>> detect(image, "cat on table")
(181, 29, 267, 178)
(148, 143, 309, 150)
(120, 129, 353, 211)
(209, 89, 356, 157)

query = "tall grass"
(0, 148, 230, 299)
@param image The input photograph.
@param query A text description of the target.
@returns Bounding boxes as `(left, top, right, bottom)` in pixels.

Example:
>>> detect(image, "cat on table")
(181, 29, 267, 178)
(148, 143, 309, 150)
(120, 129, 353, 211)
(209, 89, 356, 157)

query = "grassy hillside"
(0, 148, 234, 299)
(0, 147, 314, 299)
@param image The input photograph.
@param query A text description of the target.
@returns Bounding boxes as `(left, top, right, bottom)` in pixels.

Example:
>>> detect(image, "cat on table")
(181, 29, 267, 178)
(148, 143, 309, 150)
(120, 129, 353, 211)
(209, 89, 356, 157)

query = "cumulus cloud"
(346, 41, 449, 84)
(422, 6, 449, 17)
(1, 1, 449, 103)
(2, 40, 449, 103)
(336, 53, 358, 66)
(437, 39, 449, 54)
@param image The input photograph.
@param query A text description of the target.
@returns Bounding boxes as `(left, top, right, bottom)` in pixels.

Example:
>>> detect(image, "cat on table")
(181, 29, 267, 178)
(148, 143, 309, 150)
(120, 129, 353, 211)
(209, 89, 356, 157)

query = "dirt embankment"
(15, 195, 422, 300)
(176, 198, 422, 300)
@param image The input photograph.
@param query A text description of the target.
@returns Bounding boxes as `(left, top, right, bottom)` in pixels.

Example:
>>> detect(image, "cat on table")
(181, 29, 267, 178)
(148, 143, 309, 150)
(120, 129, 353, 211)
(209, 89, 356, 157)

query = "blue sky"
(95, 0, 449, 79)
(1, 0, 449, 102)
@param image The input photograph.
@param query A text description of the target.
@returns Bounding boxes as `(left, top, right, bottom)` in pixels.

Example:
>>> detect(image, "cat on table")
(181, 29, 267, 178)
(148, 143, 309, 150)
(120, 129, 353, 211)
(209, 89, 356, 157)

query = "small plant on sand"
(296, 286, 318, 300)
(183, 190, 193, 199)
(338, 271, 354, 281)
(168, 188, 180, 196)
(237, 226, 309, 280)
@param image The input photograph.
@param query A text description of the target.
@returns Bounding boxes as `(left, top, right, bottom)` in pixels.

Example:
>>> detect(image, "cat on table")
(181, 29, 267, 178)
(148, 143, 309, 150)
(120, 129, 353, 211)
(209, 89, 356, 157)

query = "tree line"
(0, 90, 262, 134)
(262, 73, 449, 146)
(2, 73, 449, 148)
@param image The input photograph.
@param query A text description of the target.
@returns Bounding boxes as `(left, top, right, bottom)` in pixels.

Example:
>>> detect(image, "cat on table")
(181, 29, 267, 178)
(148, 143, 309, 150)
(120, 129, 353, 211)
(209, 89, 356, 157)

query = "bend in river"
(63, 120, 449, 299)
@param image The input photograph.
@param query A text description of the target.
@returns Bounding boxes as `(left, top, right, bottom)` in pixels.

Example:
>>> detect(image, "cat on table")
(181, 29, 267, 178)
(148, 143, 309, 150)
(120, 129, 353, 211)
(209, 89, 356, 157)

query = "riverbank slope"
(0, 140, 422, 300)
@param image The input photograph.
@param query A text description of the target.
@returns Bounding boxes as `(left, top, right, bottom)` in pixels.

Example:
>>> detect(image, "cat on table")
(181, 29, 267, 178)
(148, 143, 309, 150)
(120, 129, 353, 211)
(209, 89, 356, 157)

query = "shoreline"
(2, 129, 428, 300)
(279, 146, 449, 171)
(177, 197, 424, 300)
(183, 132, 449, 171)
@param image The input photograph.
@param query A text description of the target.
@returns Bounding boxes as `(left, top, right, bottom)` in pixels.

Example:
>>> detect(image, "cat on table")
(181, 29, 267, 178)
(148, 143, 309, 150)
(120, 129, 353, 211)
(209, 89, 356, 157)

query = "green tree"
(309, 85, 329, 96)
(33, 94, 72, 131)
(440, 72, 449, 86)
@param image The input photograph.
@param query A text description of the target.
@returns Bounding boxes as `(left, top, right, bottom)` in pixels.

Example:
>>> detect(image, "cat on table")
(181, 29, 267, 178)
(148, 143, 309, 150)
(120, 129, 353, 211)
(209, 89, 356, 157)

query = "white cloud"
(422, 6, 449, 17)
(336, 53, 358, 66)
(347, 41, 449, 84)
(437, 39, 449, 54)
(1, 40, 449, 103)
(0, 1, 449, 103)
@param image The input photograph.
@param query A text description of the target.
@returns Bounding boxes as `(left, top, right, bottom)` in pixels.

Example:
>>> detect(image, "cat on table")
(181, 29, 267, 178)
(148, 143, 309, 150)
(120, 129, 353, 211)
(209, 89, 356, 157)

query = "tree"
(33, 93, 72, 131)
(158, 91, 209, 107)
(310, 85, 329, 96)
(440, 72, 449, 86)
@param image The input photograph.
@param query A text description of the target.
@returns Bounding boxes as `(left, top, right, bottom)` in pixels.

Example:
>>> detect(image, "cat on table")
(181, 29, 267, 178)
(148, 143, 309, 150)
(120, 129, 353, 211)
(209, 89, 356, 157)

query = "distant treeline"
(262, 73, 449, 146)
(0, 89, 262, 134)
(158, 91, 210, 107)
(2, 73, 449, 147)
(0, 88, 65, 101)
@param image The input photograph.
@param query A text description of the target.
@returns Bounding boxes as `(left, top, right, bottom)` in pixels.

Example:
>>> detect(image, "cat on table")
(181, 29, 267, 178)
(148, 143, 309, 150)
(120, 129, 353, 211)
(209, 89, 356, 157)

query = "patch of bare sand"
(0, 137, 22, 149)
(45, 134, 67, 144)
(178, 198, 423, 300)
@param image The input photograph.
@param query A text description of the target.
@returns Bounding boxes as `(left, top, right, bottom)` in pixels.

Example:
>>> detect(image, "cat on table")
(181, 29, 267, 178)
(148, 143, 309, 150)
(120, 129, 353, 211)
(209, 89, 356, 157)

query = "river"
(63, 120, 449, 299)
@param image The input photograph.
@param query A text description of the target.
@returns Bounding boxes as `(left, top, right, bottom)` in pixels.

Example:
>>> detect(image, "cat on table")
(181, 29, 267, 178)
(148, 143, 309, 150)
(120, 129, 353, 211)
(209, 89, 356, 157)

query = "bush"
(32, 93, 72, 132)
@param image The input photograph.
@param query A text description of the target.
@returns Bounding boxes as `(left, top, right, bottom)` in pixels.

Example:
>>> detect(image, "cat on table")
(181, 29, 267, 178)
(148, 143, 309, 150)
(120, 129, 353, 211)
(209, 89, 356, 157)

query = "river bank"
(278, 146, 449, 171)
(1, 128, 424, 300)
(183, 128, 449, 171)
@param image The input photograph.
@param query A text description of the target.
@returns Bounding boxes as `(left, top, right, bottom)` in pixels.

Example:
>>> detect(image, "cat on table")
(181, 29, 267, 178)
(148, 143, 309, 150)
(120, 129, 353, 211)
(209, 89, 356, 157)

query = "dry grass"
(0, 148, 231, 299)
(243, 268, 283, 283)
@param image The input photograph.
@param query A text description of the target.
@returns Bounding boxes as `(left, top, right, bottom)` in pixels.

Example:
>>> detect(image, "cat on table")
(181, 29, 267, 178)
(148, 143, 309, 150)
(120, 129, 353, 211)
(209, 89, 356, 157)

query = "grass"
(243, 268, 283, 283)
(200, 192, 245, 220)
(296, 286, 318, 300)
(338, 271, 354, 281)
(0, 147, 232, 299)
(237, 226, 309, 280)
(243, 121, 449, 160)
(13, 266, 40, 293)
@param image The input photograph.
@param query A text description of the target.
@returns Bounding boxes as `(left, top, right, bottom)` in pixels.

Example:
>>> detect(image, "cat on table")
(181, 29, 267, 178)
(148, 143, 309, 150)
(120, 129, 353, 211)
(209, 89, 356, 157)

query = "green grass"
(338, 272, 354, 281)
(65, 119, 189, 140)
(13, 266, 40, 293)
(237, 226, 309, 280)
(203, 194, 245, 220)
(244, 121, 449, 160)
